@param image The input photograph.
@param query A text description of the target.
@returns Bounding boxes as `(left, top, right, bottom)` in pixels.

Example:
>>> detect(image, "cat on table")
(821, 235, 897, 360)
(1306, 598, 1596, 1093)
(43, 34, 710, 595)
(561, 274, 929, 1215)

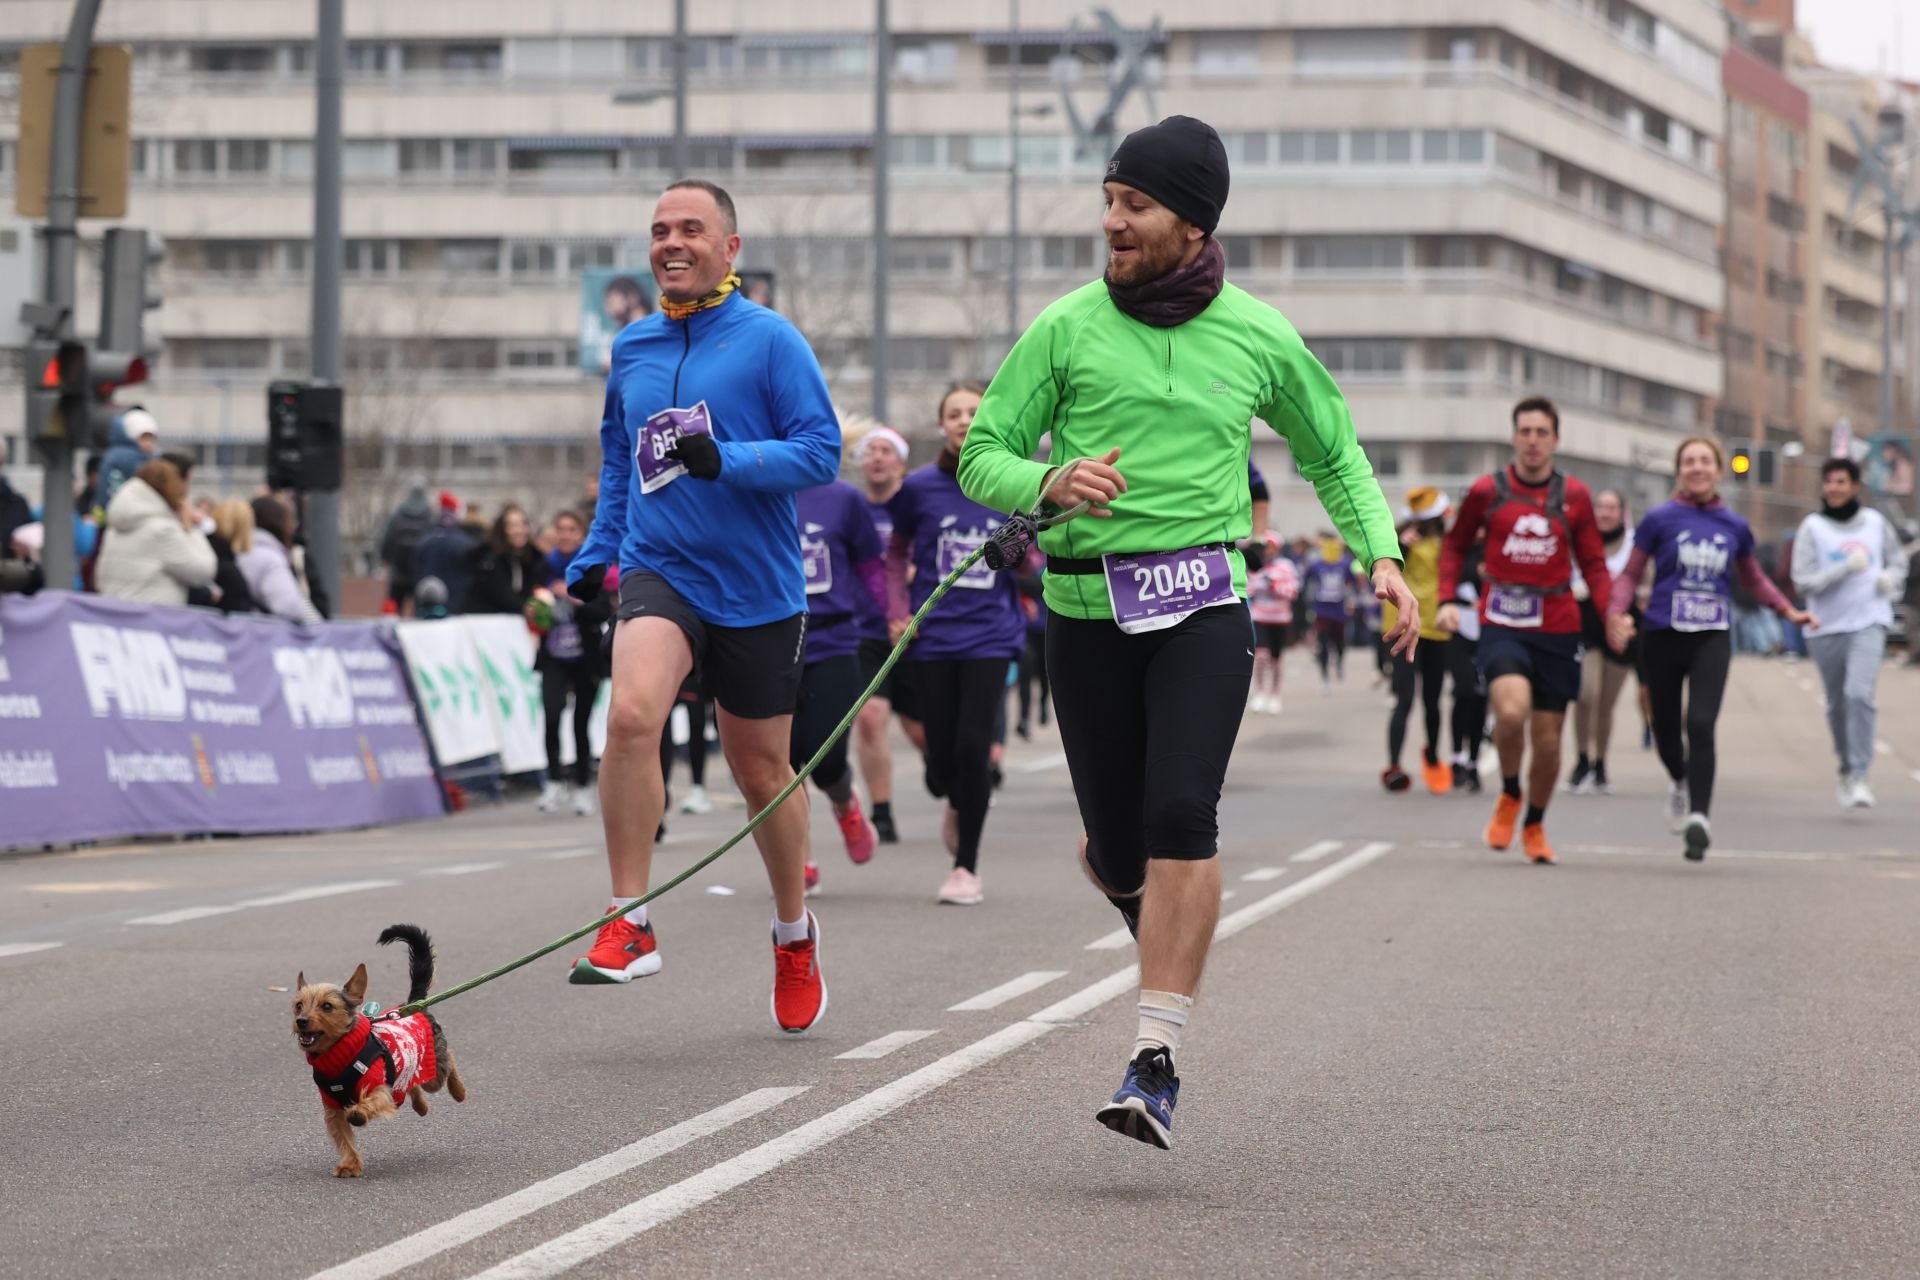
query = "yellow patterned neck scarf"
(660, 272, 742, 321)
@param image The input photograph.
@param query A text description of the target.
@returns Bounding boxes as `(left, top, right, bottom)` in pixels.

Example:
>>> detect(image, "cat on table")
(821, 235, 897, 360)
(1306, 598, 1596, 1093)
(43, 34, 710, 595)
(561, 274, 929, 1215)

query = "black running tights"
(542, 661, 603, 787)
(1048, 603, 1253, 898)
(1640, 628, 1731, 816)
(788, 654, 861, 801)
(1388, 641, 1448, 766)
(913, 657, 1010, 873)
(1448, 637, 1486, 762)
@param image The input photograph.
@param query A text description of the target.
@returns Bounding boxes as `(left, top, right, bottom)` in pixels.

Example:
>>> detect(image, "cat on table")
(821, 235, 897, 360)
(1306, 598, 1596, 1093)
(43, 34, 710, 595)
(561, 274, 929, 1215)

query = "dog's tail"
(377, 924, 435, 1005)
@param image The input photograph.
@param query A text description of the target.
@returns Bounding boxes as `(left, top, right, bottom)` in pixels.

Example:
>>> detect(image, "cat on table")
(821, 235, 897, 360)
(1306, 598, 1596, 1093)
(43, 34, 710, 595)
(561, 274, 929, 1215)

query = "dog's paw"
(333, 1162, 363, 1178)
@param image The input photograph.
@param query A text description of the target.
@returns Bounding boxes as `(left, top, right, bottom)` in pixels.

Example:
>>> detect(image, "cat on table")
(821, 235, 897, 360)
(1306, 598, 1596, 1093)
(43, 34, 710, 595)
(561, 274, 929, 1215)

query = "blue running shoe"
(1096, 1048, 1179, 1149)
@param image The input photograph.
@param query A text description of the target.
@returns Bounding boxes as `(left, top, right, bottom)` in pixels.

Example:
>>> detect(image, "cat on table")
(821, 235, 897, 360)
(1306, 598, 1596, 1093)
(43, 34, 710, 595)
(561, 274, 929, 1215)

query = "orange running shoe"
(1522, 823, 1556, 864)
(568, 912, 662, 984)
(1484, 793, 1523, 850)
(1421, 756, 1453, 795)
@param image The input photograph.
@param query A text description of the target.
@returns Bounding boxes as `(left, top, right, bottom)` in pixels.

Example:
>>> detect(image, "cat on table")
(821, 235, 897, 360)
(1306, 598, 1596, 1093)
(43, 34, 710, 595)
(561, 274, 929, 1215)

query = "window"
(742, 39, 871, 81)
(568, 38, 621, 78)
(1223, 132, 1269, 167)
(512, 39, 564, 76)
(200, 241, 272, 274)
(224, 140, 270, 175)
(1292, 29, 1411, 73)
(451, 140, 498, 173)
(1293, 236, 1406, 272)
(346, 42, 389, 74)
(509, 242, 560, 277)
(1371, 443, 1401, 477)
(282, 141, 313, 180)
(191, 45, 274, 74)
(1349, 130, 1412, 164)
(184, 338, 272, 370)
(1308, 340, 1407, 376)
(400, 140, 444, 174)
(683, 38, 737, 76)
(1278, 130, 1340, 165)
(1193, 32, 1260, 76)
(343, 239, 396, 276)
(891, 238, 958, 274)
(439, 240, 500, 274)
(505, 341, 572, 372)
(508, 147, 616, 173)
(343, 141, 396, 179)
(893, 39, 958, 82)
(173, 141, 219, 174)
(887, 338, 952, 374)
(1038, 235, 1098, 273)
(1766, 194, 1804, 233)
(1223, 238, 1254, 272)
(444, 44, 503, 72)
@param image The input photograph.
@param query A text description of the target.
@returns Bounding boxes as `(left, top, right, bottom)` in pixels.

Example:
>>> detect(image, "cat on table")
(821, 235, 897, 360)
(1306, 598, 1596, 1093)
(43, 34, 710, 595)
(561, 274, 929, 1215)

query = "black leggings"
(1314, 617, 1347, 678)
(1640, 628, 1731, 816)
(913, 657, 1010, 873)
(1448, 637, 1486, 762)
(788, 654, 861, 802)
(659, 693, 711, 795)
(1388, 641, 1448, 766)
(1016, 630, 1049, 728)
(1048, 603, 1253, 898)
(542, 661, 603, 786)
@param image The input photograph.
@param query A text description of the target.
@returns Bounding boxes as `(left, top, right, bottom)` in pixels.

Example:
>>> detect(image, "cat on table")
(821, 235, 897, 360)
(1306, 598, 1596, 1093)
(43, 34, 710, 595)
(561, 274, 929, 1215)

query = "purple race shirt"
(1304, 555, 1356, 622)
(889, 464, 1025, 662)
(859, 493, 897, 641)
(795, 480, 885, 663)
(1633, 499, 1755, 633)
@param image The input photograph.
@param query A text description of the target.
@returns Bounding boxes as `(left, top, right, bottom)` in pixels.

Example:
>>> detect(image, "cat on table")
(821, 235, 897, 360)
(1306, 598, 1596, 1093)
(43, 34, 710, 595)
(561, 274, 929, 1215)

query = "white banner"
(463, 614, 547, 775)
(395, 619, 497, 766)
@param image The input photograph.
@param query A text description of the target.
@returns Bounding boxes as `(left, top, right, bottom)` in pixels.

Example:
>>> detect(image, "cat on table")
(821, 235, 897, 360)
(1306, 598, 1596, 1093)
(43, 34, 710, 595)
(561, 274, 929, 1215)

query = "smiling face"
(1676, 442, 1721, 500)
(1823, 466, 1862, 507)
(292, 963, 367, 1056)
(554, 513, 584, 556)
(649, 186, 741, 304)
(1101, 182, 1202, 287)
(502, 507, 529, 549)
(937, 388, 982, 454)
(861, 441, 904, 490)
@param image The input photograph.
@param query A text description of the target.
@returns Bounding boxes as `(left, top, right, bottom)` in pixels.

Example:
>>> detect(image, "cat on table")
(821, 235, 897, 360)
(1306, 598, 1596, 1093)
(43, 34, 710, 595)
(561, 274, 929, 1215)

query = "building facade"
(0, 0, 1727, 552)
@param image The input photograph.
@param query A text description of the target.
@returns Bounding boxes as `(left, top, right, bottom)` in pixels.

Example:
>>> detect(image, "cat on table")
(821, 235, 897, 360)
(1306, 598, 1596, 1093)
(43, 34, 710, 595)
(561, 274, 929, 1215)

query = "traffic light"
(266, 381, 344, 492)
(100, 227, 164, 361)
(1754, 447, 1777, 487)
(1730, 447, 1753, 483)
(25, 340, 87, 448)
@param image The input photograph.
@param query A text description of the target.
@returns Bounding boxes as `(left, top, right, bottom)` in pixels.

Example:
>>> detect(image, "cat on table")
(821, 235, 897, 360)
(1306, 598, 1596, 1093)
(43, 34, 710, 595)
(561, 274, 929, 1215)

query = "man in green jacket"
(959, 115, 1416, 1150)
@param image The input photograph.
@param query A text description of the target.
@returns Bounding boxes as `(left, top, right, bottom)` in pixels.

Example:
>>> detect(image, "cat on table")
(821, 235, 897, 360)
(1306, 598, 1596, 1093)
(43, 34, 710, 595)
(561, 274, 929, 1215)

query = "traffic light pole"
(304, 0, 344, 617)
(30, 0, 105, 593)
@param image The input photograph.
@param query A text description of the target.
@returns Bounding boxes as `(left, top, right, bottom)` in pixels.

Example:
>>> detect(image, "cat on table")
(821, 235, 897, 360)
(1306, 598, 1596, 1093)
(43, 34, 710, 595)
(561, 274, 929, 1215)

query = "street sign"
(14, 43, 133, 219)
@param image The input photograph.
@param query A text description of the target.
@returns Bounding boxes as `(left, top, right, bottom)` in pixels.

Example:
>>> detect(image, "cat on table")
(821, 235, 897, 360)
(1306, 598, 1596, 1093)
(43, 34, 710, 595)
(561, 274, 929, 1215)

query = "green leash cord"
(392, 543, 989, 1017)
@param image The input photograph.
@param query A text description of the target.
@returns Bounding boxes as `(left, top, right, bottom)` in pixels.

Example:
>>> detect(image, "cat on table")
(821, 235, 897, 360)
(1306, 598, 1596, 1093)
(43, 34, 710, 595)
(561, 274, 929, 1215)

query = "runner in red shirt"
(1437, 397, 1611, 864)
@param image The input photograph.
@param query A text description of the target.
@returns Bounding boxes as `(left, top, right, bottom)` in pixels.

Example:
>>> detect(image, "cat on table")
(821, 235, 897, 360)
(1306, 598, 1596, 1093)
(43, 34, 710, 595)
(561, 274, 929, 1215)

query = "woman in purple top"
(853, 427, 915, 844)
(791, 478, 890, 888)
(1606, 437, 1817, 861)
(885, 381, 1027, 905)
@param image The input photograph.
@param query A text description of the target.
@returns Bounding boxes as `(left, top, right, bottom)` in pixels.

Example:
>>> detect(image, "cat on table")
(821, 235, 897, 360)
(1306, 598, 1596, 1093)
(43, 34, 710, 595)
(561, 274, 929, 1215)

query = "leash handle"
(393, 540, 995, 1018)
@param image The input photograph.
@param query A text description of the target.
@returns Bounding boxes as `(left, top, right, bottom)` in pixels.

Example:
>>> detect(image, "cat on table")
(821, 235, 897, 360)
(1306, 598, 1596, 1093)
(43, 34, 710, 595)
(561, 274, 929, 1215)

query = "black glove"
(569, 563, 608, 603)
(668, 432, 723, 480)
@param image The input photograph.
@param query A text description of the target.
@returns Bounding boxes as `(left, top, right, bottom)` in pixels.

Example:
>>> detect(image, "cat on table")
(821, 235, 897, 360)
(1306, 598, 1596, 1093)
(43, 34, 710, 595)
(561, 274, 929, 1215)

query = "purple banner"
(0, 592, 445, 851)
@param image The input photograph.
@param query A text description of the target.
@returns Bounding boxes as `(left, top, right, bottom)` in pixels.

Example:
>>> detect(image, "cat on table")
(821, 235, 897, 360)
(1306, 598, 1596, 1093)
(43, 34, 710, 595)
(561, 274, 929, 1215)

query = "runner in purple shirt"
(853, 426, 916, 844)
(884, 382, 1026, 905)
(790, 479, 888, 889)
(1606, 437, 1816, 861)
(1303, 540, 1358, 690)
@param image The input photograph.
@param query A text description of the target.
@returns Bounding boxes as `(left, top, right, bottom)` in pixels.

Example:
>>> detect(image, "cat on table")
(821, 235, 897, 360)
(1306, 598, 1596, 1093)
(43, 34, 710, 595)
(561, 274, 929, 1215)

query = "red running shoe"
(836, 803, 876, 865)
(771, 911, 827, 1034)
(568, 912, 661, 984)
(803, 861, 821, 896)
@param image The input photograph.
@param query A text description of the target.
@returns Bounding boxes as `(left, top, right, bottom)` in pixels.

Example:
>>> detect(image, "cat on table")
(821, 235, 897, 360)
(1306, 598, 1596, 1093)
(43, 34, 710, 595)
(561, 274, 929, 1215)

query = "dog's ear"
(342, 963, 369, 1005)
(296, 971, 307, 992)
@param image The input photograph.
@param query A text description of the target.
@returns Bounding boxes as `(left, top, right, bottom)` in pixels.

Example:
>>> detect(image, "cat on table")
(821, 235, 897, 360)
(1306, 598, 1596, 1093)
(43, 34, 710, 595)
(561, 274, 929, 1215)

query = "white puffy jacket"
(94, 477, 216, 606)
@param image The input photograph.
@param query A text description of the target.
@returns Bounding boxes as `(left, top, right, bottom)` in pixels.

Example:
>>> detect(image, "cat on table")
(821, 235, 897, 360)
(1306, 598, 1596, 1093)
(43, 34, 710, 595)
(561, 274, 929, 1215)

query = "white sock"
(772, 912, 811, 946)
(1133, 989, 1193, 1064)
(611, 897, 647, 927)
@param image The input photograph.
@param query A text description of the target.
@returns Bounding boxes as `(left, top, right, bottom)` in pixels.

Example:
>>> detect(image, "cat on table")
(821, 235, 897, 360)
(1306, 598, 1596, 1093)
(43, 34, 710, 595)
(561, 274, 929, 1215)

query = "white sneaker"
(1664, 781, 1688, 832)
(536, 780, 568, 813)
(1848, 777, 1876, 809)
(1682, 812, 1710, 861)
(573, 788, 598, 818)
(678, 785, 713, 815)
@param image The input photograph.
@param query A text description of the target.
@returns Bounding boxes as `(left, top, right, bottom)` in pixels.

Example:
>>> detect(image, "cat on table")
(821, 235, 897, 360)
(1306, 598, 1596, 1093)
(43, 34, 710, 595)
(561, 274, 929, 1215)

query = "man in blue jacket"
(566, 179, 840, 1034)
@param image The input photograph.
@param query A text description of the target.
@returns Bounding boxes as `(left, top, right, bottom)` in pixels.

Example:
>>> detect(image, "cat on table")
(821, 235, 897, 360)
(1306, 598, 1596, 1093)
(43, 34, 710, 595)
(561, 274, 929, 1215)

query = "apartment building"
(0, 0, 1727, 548)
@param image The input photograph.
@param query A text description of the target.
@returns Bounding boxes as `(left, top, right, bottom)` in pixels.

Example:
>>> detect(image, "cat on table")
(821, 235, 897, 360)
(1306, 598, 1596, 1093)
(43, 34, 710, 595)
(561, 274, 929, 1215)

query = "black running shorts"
(1475, 624, 1582, 715)
(617, 571, 805, 720)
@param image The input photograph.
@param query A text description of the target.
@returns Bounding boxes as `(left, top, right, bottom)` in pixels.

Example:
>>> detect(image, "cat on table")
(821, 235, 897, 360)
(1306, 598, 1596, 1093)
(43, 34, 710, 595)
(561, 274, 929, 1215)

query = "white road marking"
(1013, 751, 1068, 774)
(1221, 889, 1237, 901)
(1240, 866, 1286, 882)
(128, 879, 399, 927)
(1216, 842, 1394, 942)
(1288, 839, 1343, 863)
(417, 861, 505, 877)
(307, 1087, 807, 1280)
(1084, 926, 1134, 951)
(539, 847, 600, 861)
(836, 1030, 938, 1061)
(1876, 740, 1892, 756)
(947, 969, 1067, 1012)
(467, 838, 1392, 1276)
(0, 942, 62, 959)
(1911, 770, 1920, 785)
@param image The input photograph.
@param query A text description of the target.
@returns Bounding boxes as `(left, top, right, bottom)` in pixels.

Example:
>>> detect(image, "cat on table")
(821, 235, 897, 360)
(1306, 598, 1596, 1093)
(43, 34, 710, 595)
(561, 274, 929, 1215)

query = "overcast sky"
(1799, 0, 1920, 80)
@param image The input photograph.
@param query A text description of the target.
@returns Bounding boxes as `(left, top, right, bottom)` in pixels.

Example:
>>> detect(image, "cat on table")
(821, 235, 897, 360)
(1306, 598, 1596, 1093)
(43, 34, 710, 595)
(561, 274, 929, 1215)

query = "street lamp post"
(872, 0, 890, 423)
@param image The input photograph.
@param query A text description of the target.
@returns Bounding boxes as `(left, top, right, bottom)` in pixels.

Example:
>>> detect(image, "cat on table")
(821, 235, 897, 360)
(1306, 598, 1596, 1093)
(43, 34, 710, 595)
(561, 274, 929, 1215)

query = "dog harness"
(309, 1011, 436, 1110)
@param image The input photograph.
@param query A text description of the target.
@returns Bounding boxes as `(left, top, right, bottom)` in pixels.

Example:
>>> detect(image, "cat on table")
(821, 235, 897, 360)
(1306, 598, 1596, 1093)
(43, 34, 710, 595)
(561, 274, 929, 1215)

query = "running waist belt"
(1047, 542, 1232, 575)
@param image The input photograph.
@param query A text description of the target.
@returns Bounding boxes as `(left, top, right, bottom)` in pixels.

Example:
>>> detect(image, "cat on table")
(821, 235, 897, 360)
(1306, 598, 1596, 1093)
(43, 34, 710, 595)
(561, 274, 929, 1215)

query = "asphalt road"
(4, 650, 1919, 1279)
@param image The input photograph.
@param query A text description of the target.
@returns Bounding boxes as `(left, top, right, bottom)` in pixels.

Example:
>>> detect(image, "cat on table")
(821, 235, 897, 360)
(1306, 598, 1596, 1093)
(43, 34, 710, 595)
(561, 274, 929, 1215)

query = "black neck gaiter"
(1823, 499, 1861, 523)
(1105, 239, 1225, 328)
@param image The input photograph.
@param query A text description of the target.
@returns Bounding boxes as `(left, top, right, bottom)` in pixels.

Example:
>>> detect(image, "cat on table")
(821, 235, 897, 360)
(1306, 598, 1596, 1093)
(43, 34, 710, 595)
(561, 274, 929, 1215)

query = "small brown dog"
(293, 923, 467, 1177)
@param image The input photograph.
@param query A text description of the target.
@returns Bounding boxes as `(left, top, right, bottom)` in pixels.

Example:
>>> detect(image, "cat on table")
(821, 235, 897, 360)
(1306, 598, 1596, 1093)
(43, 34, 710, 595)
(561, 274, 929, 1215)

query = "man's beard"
(1107, 232, 1186, 286)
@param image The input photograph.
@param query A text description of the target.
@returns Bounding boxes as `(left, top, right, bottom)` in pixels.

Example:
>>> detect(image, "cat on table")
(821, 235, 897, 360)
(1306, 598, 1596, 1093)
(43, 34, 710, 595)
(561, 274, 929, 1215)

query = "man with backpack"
(1437, 397, 1611, 865)
(379, 480, 435, 613)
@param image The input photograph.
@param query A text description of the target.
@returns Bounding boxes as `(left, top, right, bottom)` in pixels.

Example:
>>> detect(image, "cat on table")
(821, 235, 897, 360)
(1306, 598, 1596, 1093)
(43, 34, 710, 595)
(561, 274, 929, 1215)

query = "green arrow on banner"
(414, 665, 442, 713)
(437, 663, 462, 715)
(462, 662, 483, 715)
(479, 651, 513, 722)
(514, 651, 542, 723)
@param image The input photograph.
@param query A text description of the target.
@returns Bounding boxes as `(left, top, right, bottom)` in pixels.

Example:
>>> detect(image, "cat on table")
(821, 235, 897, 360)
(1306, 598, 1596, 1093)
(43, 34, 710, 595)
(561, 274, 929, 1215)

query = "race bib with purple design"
(1103, 546, 1237, 635)
(1670, 589, 1730, 632)
(1485, 584, 1544, 629)
(801, 536, 832, 596)
(936, 528, 994, 589)
(636, 401, 714, 494)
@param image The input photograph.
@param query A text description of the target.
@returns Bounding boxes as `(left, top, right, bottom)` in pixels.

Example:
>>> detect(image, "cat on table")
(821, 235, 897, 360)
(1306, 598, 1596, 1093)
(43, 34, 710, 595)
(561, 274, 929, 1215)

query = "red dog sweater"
(309, 1012, 437, 1110)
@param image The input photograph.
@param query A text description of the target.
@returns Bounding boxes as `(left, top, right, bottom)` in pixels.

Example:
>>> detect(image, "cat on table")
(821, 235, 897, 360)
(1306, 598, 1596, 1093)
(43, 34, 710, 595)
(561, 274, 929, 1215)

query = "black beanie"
(1104, 116, 1230, 236)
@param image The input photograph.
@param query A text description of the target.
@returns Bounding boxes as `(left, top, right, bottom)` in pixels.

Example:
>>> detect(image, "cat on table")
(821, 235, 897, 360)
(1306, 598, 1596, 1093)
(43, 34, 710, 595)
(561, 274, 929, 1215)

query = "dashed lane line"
(308, 1087, 808, 1280)
(1288, 839, 1344, 863)
(0, 942, 62, 959)
(128, 879, 399, 927)
(948, 970, 1067, 1012)
(1241, 866, 1286, 882)
(418, 862, 507, 878)
(461, 840, 1396, 1279)
(836, 1030, 938, 1061)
